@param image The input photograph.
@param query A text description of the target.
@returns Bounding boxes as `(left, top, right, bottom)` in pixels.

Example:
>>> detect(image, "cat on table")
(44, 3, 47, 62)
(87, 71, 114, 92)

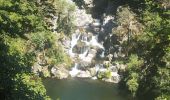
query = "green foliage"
(48, 48, 71, 68)
(0, 0, 75, 99)
(54, 0, 76, 35)
(41, 0, 76, 35)
(155, 94, 170, 100)
(0, 0, 54, 99)
(127, 54, 143, 71)
(13, 73, 50, 100)
(116, 6, 135, 26)
(126, 73, 139, 97)
(0, 35, 50, 99)
(46, 46, 70, 66)
(0, 0, 44, 36)
(30, 31, 56, 51)
(124, 55, 142, 97)
(97, 70, 112, 79)
(30, 31, 72, 67)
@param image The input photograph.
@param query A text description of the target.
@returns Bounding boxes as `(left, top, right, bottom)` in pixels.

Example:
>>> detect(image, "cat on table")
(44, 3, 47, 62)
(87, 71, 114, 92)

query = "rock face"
(31, 0, 127, 83)
(32, 63, 50, 77)
(74, 9, 93, 27)
(51, 67, 69, 79)
(32, 63, 42, 75)
(72, 41, 88, 54)
(69, 62, 121, 83)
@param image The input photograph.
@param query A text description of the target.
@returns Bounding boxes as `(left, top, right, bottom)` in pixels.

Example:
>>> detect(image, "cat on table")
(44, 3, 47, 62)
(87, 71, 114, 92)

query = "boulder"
(32, 63, 42, 75)
(74, 9, 93, 27)
(72, 41, 88, 54)
(77, 70, 91, 78)
(84, 0, 93, 7)
(62, 39, 70, 49)
(96, 66, 120, 83)
(103, 61, 110, 68)
(102, 78, 114, 83)
(37, 54, 47, 66)
(41, 66, 50, 77)
(97, 68, 110, 79)
(109, 65, 118, 72)
(88, 67, 97, 76)
(51, 67, 69, 79)
(78, 62, 91, 70)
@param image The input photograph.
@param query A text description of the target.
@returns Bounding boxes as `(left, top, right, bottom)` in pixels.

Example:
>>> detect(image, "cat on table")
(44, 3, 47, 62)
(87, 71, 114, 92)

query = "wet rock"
(102, 78, 114, 83)
(78, 62, 91, 70)
(92, 19, 101, 27)
(77, 70, 91, 78)
(103, 15, 114, 26)
(72, 41, 88, 54)
(80, 33, 92, 42)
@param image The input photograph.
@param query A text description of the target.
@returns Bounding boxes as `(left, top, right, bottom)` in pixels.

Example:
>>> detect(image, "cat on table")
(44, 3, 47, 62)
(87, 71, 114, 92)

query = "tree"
(115, 0, 170, 99)
(0, 0, 50, 99)
(113, 6, 144, 56)
(41, 0, 76, 35)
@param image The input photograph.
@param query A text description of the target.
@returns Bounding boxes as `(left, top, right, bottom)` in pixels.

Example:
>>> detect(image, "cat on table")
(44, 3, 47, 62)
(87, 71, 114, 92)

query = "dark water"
(43, 78, 131, 100)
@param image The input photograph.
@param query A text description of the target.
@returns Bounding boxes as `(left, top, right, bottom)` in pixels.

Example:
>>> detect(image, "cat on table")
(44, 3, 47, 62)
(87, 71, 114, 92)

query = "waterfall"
(67, 6, 120, 83)
(100, 50, 105, 58)
(43, 0, 121, 83)
(90, 35, 104, 49)
(69, 33, 81, 57)
(79, 49, 89, 60)
(69, 63, 80, 77)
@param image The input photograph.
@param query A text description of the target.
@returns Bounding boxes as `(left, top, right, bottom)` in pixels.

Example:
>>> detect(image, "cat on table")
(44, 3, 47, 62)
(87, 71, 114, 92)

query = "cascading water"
(69, 63, 80, 77)
(69, 32, 81, 57)
(40, 0, 119, 83)
(67, 7, 120, 83)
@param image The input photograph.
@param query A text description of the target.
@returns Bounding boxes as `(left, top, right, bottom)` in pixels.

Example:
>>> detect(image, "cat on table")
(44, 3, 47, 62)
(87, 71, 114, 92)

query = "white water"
(68, 30, 106, 77)
(68, 30, 104, 62)
(90, 35, 104, 49)
(69, 32, 81, 57)
(100, 50, 105, 58)
(69, 63, 80, 77)
(91, 64, 101, 80)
